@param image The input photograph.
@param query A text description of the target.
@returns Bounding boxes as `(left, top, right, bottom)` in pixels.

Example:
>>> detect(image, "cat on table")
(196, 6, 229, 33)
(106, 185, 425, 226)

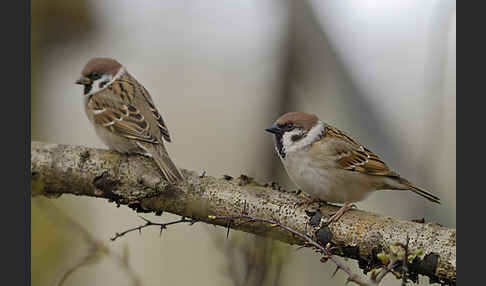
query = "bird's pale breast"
(281, 149, 376, 203)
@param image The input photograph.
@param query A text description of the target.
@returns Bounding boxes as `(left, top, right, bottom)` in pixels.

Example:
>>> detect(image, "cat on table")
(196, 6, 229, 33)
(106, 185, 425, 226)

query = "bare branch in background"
(31, 141, 456, 285)
(34, 199, 142, 286)
(209, 230, 287, 286)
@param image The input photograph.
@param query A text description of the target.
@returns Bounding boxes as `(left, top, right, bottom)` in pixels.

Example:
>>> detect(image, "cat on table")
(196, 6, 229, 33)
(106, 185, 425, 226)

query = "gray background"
(32, 1, 456, 285)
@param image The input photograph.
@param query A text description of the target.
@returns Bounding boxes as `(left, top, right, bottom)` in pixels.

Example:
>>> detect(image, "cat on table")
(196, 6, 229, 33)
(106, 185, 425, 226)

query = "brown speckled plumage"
(266, 111, 440, 224)
(78, 57, 183, 184)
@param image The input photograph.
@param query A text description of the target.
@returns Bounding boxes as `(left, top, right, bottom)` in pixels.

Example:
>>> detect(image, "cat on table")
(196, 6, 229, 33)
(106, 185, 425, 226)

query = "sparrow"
(76, 57, 184, 184)
(265, 112, 440, 224)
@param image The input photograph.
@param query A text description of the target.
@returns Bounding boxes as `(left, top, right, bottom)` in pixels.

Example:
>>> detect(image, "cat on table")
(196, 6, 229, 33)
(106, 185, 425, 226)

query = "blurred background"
(31, 0, 456, 285)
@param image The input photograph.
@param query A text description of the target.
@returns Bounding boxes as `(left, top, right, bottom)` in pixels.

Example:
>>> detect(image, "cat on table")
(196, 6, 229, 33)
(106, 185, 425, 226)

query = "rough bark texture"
(31, 141, 456, 285)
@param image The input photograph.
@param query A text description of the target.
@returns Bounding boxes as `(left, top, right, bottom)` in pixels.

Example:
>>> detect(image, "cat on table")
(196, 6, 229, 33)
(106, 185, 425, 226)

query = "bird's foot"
(324, 203, 356, 225)
(295, 196, 327, 208)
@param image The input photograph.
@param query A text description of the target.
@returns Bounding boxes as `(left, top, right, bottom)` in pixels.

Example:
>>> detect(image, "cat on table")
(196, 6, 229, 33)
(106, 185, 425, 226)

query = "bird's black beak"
(265, 124, 283, 135)
(75, 76, 91, 85)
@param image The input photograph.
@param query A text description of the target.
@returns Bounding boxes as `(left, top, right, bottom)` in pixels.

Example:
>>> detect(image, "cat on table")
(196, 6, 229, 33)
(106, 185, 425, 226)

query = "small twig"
(111, 216, 198, 241)
(395, 237, 410, 286)
(401, 237, 410, 286)
(372, 236, 412, 285)
(373, 258, 398, 285)
(57, 250, 99, 286)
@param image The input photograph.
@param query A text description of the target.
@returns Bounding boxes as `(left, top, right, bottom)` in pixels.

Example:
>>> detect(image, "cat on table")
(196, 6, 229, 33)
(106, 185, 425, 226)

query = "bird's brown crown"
(275, 112, 319, 131)
(81, 57, 122, 77)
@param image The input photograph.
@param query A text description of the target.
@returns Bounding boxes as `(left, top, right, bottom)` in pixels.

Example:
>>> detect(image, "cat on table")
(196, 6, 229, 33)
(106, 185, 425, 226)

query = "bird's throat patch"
(84, 83, 93, 95)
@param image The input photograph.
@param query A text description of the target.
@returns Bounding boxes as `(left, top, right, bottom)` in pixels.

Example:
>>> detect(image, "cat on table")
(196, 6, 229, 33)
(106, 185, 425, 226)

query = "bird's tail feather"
(400, 179, 441, 204)
(150, 145, 184, 184)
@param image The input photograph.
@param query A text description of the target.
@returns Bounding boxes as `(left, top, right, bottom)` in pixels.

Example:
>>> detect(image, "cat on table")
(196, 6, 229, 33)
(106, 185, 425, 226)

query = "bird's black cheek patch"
(291, 134, 303, 142)
(99, 80, 109, 89)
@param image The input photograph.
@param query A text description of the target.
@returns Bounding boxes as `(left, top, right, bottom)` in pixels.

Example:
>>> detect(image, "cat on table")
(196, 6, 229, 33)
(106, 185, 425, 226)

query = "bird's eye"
(91, 72, 101, 80)
(277, 123, 295, 131)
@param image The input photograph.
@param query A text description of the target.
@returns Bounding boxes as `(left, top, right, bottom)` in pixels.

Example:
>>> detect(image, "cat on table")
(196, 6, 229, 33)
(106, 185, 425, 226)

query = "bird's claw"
(295, 197, 325, 208)
(323, 203, 356, 225)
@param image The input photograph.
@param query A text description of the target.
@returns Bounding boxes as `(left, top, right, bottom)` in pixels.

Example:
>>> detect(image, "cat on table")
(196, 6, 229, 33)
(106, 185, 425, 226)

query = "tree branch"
(31, 141, 456, 285)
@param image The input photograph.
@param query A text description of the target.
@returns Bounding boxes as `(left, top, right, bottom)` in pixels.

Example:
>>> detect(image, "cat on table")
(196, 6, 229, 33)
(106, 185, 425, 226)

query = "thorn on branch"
(226, 219, 232, 239)
(332, 266, 340, 277)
